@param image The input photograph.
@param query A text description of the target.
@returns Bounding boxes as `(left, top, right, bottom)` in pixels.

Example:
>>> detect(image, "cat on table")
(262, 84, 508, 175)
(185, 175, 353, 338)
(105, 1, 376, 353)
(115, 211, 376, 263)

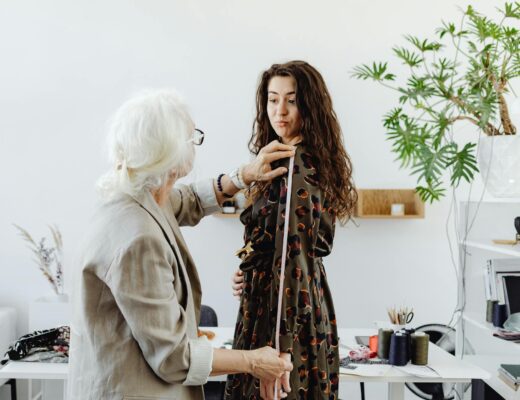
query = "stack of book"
(498, 364, 520, 391)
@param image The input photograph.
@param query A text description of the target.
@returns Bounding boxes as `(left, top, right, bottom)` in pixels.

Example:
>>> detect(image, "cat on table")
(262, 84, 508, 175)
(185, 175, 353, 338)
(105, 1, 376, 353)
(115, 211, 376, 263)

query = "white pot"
(29, 293, 71, 331)
(477, 135, 520, 198)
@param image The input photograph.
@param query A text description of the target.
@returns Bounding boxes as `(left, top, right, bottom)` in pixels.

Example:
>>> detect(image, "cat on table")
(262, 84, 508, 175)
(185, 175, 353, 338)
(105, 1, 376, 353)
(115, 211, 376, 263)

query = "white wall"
(0, 0, 514, 398)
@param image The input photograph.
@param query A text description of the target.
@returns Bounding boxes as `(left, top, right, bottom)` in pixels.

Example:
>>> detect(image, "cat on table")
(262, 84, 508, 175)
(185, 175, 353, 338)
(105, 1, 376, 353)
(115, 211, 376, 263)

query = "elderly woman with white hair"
(68, 89, 294, 400)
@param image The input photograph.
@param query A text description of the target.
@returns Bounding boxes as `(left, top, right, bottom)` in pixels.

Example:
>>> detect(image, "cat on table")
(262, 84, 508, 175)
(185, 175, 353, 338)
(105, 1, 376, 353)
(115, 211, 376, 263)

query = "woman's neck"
(281, 134, 302, 146)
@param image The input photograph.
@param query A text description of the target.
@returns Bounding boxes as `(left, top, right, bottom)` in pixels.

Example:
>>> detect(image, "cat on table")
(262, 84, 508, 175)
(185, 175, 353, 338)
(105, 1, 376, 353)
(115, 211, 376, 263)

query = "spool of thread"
(377, 328, 393, 359)
(369, 335, 378, 353)
(492, 303, 508, 328)
(389, 332, 410, 366)
(411, 332, 429, 365)
(486, 300, 498, 323)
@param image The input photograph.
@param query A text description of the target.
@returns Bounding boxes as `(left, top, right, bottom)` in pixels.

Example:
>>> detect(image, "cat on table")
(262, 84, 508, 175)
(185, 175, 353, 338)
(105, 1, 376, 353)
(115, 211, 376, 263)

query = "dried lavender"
(14, 224, 64, 295)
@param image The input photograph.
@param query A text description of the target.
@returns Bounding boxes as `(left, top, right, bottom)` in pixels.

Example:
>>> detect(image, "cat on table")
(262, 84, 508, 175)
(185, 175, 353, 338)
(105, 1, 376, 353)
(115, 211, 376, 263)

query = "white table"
(0, 327, 489, 400)
(337, 328, 489, 400)
(204, 327, 490, 400)
(0, 361, 67, 400)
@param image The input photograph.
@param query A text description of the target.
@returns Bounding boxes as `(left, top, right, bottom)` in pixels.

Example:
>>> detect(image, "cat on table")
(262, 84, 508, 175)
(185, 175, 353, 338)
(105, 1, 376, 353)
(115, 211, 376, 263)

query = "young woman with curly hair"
(225, 61, 357, 400)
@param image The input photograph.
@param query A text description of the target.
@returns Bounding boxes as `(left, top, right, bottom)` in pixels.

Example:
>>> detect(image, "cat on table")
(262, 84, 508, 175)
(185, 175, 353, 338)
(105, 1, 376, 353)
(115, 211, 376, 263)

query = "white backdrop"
(0, 0, 514, 398)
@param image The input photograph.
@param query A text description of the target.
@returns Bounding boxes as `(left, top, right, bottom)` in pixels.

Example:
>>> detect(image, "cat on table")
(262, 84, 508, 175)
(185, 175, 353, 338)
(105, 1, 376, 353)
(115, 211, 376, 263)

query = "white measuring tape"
(274, 154, 295, 400)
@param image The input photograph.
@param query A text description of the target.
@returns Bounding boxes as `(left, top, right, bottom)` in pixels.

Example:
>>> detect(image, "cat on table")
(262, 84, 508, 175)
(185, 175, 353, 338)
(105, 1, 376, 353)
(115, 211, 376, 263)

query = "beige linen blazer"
(68, 182, 219, 400)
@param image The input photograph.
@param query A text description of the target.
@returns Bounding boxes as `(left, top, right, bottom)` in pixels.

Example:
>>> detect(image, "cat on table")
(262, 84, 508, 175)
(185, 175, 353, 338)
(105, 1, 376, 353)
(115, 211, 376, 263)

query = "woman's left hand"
(242, 141, 295, 185)
(260, 378, 288, 400)
(259, 353, 291, 400)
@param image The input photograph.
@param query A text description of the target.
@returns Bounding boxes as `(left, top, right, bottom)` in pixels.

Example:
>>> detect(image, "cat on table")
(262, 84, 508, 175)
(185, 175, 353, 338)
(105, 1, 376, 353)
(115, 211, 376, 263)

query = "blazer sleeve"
(168, 179, 220, 226)
(275, 164, 336, 354)
(105, 234, 213, 385)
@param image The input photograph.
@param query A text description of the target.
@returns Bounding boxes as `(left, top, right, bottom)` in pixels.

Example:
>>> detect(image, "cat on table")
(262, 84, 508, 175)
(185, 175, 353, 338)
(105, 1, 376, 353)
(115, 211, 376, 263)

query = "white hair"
(97, 89, 195, 200)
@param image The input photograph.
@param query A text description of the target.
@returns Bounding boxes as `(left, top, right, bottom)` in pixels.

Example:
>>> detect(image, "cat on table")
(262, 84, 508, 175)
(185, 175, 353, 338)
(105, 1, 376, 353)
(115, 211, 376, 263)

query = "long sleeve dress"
(224, 144, 340, 400)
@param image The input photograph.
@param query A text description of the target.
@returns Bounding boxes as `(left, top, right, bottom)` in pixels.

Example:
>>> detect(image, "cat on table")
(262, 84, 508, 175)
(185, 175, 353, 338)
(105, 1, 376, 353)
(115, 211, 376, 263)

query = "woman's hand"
(259, 352, 291, 400)
(242, 141, 296, 185)
(260, 378, 288, 400)
(279, 353, 291, 394)
(245, 346, 292, 381)
(231, 269, 244, 299)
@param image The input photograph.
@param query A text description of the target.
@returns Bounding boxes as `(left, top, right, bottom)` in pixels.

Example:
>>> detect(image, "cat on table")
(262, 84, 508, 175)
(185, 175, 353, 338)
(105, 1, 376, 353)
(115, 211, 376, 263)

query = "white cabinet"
(457, 200, 520, 400)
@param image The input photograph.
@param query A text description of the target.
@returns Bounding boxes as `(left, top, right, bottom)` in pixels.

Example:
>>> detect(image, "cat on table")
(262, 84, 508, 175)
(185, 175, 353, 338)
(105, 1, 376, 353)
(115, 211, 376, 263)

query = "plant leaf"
(351, 62, 396, 81)
(446, 143, 479, 186)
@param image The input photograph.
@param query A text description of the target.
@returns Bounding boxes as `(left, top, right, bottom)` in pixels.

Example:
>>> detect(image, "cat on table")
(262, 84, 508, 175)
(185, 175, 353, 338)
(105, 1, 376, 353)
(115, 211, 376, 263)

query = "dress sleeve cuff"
(192, 179, 220, 216)
(182, 336, 214, 386)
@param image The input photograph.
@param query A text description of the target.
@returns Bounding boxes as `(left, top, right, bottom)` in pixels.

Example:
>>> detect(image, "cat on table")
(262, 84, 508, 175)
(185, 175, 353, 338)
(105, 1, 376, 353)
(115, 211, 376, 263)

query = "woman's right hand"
(242, 141, 296, 185)
(231, 269, 244, 299)
(246, 346, 293, 381)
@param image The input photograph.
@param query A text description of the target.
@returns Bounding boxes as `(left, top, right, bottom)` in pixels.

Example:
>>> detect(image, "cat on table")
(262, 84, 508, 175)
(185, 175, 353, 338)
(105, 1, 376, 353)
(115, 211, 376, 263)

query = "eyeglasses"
(187, 128, 205, 146)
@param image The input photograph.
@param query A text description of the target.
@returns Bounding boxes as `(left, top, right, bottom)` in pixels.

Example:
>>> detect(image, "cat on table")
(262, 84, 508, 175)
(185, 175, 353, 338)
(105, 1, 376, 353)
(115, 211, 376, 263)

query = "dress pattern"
(225, 144, 339, 400)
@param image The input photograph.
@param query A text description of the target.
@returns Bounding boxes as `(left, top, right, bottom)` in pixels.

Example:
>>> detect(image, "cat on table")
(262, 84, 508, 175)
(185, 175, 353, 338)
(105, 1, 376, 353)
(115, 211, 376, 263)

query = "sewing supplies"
(348, 346, 373, 361)
(487, 299, 499, 322)
(411, 332, 429, 365)
(369, 335, 378, 353)
(493, 303, 508, 328)
(387, 306, 414, 326)
(389, 332, 410, 366)
(377, 328, 393, 360)
(273, 154, 295, 400)
(340, 357, 389, 367)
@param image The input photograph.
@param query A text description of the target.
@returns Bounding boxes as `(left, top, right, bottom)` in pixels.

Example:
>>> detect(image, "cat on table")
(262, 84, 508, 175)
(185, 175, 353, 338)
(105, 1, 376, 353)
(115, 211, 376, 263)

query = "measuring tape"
(274, 154, 295, 400)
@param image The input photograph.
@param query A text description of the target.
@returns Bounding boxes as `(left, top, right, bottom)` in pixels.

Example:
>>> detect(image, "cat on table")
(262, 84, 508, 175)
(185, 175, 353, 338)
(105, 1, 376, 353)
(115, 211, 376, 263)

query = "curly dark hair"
(248, 60, 357, 221)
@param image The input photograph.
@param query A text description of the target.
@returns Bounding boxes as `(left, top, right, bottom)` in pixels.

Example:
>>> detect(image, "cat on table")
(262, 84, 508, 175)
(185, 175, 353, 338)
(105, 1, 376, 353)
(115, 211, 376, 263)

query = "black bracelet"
(217, 173, 234, 198)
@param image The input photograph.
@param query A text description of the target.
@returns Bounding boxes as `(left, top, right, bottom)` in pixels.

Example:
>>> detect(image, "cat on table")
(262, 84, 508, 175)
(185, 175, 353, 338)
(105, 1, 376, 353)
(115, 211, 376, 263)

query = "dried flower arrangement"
(14, 224, 64, 295)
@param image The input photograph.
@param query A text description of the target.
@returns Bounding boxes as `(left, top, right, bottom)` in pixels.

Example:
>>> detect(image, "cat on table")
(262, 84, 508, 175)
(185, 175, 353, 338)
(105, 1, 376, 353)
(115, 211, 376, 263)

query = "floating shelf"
(463, 312, 520, 353)
(213, 212, 241, 218)
(460, 240, 520, 257)
(354, 189, 424, 219)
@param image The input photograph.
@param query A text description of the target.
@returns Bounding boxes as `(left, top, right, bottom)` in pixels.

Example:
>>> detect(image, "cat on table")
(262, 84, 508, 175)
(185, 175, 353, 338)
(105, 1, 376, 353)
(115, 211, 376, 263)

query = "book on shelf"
(484, 258, 520, 303)
(503, 275, 520, 315)
(498, 371, 519, 391)
(500, 364, 520, 383)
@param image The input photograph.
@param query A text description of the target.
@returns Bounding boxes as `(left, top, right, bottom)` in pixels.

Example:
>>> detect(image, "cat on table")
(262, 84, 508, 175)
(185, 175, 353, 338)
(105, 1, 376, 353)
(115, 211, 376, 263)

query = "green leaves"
(383, 108, 421, 167)
(446, 143, 479, 185)
(405, 35, 442, 52)
(393, 47, 423, 67)
(502, 2, 520, 18)
(351, 2, 518, 202)
(351, 62, 395, 82)
(411, 143, 453, 184)
(398, 76, 436, 104)
(416, 182, 446, 203)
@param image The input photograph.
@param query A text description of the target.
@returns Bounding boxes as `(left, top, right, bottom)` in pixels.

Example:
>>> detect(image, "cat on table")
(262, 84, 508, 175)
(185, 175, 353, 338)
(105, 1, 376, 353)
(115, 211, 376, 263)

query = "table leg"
(388, 382, 405, 400)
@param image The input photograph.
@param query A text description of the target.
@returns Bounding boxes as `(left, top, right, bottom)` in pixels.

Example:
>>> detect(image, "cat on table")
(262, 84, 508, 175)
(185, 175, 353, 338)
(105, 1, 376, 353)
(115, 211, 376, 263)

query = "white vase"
(29, 293, 71, 331)
(477, 135, 520, 198)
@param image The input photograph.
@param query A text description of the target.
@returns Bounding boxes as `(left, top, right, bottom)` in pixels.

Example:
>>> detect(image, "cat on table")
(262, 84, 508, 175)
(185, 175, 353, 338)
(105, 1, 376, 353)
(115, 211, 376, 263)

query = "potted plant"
(352, 2, 519, 201)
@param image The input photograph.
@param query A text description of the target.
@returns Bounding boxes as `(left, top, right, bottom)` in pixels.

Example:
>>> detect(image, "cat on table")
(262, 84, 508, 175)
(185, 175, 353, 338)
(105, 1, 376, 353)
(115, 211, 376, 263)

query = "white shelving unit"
(457, 200, 520, 400)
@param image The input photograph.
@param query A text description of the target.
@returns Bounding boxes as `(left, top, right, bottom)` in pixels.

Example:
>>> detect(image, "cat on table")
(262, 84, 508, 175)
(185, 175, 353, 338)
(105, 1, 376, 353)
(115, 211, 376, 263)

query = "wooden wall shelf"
(354, 189, 424, 219)
(213, 212, 241, 218)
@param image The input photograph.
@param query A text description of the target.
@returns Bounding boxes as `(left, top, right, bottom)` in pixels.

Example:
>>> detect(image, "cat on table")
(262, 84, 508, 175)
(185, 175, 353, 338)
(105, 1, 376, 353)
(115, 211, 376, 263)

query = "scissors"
(403, 311, 414, 324)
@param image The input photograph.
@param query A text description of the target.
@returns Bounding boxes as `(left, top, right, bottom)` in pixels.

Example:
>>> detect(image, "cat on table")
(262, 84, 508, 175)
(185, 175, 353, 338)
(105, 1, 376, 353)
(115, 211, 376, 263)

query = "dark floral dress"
(225, 144, 339, 400)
